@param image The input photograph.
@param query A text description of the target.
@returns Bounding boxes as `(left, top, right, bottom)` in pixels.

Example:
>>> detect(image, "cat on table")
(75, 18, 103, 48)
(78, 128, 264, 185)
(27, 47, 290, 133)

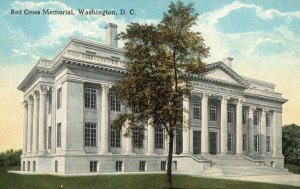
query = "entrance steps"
(199, 154, 291, 177)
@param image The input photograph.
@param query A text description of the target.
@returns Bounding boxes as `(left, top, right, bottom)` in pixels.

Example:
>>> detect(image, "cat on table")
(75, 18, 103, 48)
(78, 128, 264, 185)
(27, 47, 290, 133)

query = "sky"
(0, 0, 299, 151)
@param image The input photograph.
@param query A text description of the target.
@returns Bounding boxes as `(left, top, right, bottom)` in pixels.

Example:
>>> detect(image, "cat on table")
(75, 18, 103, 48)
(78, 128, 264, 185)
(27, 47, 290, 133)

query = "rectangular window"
(266, 136, 271, 152)
(111, 125, 121, 148)
(48, 92, 52, 114)
(116, 161, 123, 172)
(155, 126, 164, 149)
(139, 161, 146, 172)
(176, 129, 183, 154)
(254, 135, 260, 152)
(57, 88, 62, 109)
(173, 161, 177, 171)
(90, 161, 98, 172)
(110, 92, 121, 112)
(209, 105, 217, 121)
(33, 161, 36, 172)
(55, 161, 58, 173)
(57, 123, 61, 147)
(193, 102, 200, 120)
(243, 134, 247, 151)
(48, 127, 52, 149)
(227, 133, 233, 151)
(22, 161, 25, 171)
(161, 161, 166, 171)
(266, 113, 270, 127)
(253, 111, 259, 126)
(27, 161, 30, 171)
(227, 107, 233, 123)
(85, 88, 97, 109)
(84, 122, 97, 147)
(242, 109, 247, 125)
(193, 131, 201, 154)
(133, 126, 143, 148)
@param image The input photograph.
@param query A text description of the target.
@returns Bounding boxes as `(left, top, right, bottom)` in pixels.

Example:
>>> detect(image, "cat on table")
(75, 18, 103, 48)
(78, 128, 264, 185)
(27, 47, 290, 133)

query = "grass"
(285, 163, 300, 174)
(1, 166, 299, 189)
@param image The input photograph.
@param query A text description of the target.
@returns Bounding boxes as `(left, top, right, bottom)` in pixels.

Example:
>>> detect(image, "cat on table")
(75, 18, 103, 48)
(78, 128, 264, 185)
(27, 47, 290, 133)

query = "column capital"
(39, 85, 51, 95)
(237, 98, 245, 105)
(33, 91, 39, 100)
(201, 92, 211, 100)
(101, 83, 112, 93)
(22, 100, 28, 106)
(220, 96, 230, 103)
(273, 108, 283, 113)
(27, 98, 33, 105)
(261, 108, 268, 115)
(249, 106, 256, 113)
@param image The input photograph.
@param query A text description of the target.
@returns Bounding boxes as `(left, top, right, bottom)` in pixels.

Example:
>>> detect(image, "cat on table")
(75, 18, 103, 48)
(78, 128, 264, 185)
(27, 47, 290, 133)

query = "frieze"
(192, 82, 243, 96)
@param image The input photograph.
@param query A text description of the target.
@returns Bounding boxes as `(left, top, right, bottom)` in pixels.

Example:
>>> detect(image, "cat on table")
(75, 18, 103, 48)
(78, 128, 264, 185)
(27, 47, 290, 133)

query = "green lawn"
(1, 166, 299, 189)
(285, 164, 300, 174)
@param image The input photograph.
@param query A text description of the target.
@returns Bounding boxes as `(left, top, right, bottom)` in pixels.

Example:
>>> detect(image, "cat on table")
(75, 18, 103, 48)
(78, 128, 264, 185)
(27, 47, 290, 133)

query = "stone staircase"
(199, 155, 291, 177)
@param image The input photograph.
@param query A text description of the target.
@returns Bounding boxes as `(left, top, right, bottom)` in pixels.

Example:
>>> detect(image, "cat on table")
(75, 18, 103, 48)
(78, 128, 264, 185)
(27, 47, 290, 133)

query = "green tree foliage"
(0, 149, 22, 166)
(282, 124, 300, 164)
(112, 1, 209, 188)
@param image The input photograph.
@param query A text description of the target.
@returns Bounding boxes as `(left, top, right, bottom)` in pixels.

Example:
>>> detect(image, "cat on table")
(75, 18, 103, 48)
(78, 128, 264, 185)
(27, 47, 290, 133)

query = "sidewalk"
(206, 174, 300, 187)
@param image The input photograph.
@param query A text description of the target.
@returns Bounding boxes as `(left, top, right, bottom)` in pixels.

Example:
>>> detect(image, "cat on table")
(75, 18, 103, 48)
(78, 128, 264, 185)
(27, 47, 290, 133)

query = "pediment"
(197, 62, 249, 88)
(205, 69, 239, 84)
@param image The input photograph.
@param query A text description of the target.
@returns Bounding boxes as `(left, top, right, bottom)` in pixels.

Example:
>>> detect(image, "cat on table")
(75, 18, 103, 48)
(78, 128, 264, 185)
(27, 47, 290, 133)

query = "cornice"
(244, 92, 288, 104)
(17, 58, 127, 92)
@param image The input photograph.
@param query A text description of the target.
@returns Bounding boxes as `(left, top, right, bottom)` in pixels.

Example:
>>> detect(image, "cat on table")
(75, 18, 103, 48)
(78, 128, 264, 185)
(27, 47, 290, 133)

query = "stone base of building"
(20, 154, 212, 174)
(20, 154, 285, 175)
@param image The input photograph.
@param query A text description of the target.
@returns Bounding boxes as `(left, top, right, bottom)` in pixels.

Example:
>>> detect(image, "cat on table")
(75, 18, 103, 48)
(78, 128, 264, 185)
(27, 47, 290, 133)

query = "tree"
(112, 1, 209, 188)
(0, 149, 22, 166)
(282, 124, 300, 164)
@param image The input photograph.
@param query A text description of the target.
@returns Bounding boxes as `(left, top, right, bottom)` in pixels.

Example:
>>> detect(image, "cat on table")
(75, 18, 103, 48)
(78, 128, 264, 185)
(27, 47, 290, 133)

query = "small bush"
(282, 124, 300, 164)
(0, 149, 22, 166)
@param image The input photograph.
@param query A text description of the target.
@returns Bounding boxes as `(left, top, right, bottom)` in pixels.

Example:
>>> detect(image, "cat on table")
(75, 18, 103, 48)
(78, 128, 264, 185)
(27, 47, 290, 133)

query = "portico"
(181, 92, 282, 158)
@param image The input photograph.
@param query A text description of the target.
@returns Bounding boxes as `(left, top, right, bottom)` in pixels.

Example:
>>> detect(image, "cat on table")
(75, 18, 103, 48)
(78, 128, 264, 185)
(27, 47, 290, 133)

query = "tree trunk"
(165, 130, 174, 189)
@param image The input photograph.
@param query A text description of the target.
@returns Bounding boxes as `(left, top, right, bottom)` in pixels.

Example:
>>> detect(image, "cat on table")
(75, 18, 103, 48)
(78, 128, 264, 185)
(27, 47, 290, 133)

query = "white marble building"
(18, 23, 287, 174)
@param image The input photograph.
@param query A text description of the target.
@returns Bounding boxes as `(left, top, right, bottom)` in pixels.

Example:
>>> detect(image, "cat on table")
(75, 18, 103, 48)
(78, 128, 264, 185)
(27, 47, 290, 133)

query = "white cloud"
(10, 1, 130, 49)
(12, 0, 69, 10)
(12, 49, 39, 60)
(193, 1, 300, 62)
(198, 0, 300, 27)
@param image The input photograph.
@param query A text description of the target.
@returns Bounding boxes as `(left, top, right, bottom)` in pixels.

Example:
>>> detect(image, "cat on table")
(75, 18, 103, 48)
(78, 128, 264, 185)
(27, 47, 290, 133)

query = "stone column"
(220, 96, 229, 155)
(100, 84, 110, 154)
(164, 131, 169, 155)
(124, 119, 134, 154)
(32, 93, 39, 154)
(260, 108, 267, 156)
(27, 98, 33, 153)
(182, 96, 190, 154)
(236, 98, 243, 155)
(201, 93, 209, 154)
(147, 118, 155, 154)
(272, 110, 283, 157)
(248, 106, 255, 154)
(38, 87, 47, 154)
(22, 100, 28, 154)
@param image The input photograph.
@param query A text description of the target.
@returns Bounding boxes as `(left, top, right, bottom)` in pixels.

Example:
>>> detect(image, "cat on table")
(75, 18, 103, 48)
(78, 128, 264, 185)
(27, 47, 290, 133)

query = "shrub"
(282, 124, 300, 164)
(0, 149, 22, 166)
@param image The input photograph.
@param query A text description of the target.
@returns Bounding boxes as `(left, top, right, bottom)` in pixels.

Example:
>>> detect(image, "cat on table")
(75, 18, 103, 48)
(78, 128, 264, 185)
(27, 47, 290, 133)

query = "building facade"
(18, 23, 287, 174)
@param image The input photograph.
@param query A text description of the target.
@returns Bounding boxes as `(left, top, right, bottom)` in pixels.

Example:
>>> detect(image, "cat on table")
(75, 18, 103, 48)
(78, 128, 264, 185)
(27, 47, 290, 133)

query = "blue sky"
(0, 0, 299, 150)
